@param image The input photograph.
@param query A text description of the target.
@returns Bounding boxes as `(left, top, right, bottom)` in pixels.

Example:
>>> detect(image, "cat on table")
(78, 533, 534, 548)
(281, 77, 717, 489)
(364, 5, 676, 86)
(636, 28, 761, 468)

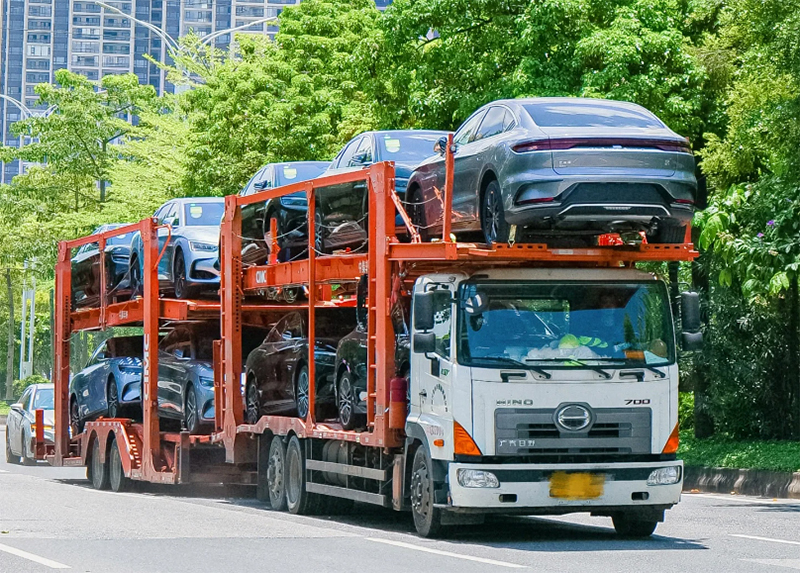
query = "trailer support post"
(141, 217, 161, 474)
(53, 243, 71, 464)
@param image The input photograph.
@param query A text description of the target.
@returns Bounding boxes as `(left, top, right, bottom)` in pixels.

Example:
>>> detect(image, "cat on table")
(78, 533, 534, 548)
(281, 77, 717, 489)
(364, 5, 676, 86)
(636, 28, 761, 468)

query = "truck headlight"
(647, 466, 682, 486)
(457, 469, 500, 488)
(190, 241, 217, 252)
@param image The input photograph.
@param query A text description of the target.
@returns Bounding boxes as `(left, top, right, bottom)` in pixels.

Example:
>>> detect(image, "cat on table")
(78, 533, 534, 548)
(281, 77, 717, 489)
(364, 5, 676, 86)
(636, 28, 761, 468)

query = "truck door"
(411, 286, 455, 457)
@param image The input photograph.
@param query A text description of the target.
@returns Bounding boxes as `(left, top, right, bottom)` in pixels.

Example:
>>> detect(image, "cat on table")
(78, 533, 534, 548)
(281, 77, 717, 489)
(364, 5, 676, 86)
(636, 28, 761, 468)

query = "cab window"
(431, 290, 452, 359)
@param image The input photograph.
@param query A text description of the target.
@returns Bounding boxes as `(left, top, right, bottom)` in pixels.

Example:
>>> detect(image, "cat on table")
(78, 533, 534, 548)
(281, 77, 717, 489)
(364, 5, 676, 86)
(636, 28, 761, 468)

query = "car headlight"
(457, 469, 500, 488)
(190, 241, 217, 252)
(647, 466, 682, 486)
(199, 376, 214, 388)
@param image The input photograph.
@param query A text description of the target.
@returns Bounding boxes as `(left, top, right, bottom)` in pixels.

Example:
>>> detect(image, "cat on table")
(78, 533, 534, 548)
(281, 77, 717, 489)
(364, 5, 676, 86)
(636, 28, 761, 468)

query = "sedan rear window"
(184, 202, 225, 227)
(523, 102, 664, 129)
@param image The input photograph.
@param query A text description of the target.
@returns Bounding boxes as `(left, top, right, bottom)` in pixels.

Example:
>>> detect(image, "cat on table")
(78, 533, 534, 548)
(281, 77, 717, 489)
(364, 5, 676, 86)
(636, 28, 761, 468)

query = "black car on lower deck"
(333, 294, 411, 429)
(244, 309, 356, 424)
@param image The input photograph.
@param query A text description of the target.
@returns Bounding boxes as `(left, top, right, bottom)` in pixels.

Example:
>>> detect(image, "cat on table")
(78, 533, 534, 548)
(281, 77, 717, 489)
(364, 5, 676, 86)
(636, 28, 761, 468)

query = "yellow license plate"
(549, 472, 605, 500)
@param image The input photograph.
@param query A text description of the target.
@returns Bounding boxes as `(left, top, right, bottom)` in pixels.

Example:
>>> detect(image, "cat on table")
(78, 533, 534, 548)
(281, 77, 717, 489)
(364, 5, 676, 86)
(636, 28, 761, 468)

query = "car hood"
(175, 226, 220, 244)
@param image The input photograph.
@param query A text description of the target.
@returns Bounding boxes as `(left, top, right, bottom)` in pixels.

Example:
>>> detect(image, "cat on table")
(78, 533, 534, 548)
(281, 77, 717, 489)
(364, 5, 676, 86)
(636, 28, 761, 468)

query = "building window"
(28, 6, 52, 16)
(28, 20, 52, 29)
(103, 29, 131, 41)
(102, 55, 131, 67)
(71, 55, 99, 66)
(103, 17, 131, 27)
(27, 33, 52, 42)
(73, 16, 101, 25)
(27, 45, 52, 57)
(235, 6, 263, 16)
(73, 27, 101, 39)
(26, 59, 51, 70)
(25, 73, 50, 83)
(103, 43, 130, 54)
(72, 41, 100, 53)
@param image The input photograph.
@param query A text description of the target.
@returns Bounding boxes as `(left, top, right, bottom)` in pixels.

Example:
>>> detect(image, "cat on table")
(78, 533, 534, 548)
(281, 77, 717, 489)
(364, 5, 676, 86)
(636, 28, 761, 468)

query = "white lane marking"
(0, 543, 71, 569)
(730, 534, 800, 546)
(742, 559, 800, 570)
(0, 469, 8, 473)
(690, 493, 800, 506)
(367, 537, 525, 569)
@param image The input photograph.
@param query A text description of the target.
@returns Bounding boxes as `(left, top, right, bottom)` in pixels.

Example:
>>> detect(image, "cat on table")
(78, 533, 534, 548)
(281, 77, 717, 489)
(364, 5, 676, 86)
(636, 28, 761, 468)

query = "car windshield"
(523, 102, 664, 129)
(379, 133, 442, 164)
(32, 388, 54, 410)
(275, 163, 329, 187)
(184, 202, 225, 227)
(457, 281, 674, 368)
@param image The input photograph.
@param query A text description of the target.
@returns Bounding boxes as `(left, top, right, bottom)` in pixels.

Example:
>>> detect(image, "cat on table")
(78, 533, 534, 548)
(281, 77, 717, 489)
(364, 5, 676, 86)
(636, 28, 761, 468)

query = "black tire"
(90, 437, 110, 490)
(173, 251, 198, 300)
(129, 255, 142, 298)
(184, 384, 200, 434)
(337, 371, 361, 430)
(70, 396, 84, 436)
(407, 188, 429, 241)
(480, 179, 510, 245)
(612, 514, 658, 538)
(5, 430, 20, 464)
(313, 210, 326, 255)
(21, 431, 35, 465)
(285, 435, 319, 515)
(267, 436, 288, 511)
(245, 378, 261, 425)
(295, 365, 310, 420)
(410, 446, 444, 538)
(107, 377, 120, 418)
(282, 287, 299, 304)
(108, 436, 132, 493)
(648, 224, 686, 244)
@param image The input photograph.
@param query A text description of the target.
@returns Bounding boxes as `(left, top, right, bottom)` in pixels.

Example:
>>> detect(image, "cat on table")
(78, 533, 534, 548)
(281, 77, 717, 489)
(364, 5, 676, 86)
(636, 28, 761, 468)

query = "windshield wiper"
(526, 358, 612, 379)
(476, 356, 552, 379)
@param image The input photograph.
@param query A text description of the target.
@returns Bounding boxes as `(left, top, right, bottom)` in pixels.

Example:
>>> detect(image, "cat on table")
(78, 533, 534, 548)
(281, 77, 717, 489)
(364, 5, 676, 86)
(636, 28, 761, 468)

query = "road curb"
(684, 466, 800, 499)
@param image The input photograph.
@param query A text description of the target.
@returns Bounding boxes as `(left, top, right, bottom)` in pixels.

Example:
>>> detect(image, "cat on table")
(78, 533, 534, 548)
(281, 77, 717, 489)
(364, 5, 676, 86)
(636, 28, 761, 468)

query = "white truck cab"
(405, 267, 694, 537)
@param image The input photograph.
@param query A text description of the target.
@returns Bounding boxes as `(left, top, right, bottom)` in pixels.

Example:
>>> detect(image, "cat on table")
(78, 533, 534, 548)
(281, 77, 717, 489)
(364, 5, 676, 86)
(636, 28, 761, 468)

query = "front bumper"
(190, 256, 221, 282)
(444, 460, 682, 513)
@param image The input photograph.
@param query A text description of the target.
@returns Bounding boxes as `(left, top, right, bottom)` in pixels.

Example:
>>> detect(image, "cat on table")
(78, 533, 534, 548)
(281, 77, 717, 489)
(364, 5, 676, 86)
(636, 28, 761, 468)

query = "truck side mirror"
(413, 332, 435, 354)
(680, 291, 703, 351)
(413, 291, 435, 331)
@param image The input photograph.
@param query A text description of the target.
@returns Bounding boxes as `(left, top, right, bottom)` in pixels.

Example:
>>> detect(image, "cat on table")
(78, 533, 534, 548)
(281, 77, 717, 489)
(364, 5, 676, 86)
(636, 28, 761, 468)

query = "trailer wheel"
(285, 435, 318, 515)
(410, 446, 443, 538)
(612, 514, 658, 538)
(108, 436, 132, 493)
(267, 436, 288, 511)
(89, 437, 110, 490)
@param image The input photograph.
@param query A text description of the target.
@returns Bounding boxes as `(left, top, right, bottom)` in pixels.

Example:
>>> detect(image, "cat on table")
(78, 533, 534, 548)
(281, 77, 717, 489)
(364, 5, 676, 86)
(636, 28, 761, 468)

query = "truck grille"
(495, 407, 651, 457)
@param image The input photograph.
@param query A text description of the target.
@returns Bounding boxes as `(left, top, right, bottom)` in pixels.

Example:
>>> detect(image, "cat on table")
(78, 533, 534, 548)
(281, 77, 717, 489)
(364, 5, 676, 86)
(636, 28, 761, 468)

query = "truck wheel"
(108, 436, 132, 493)
(89, 438, 110, 490)
(612, 514, 658, 538)
(5, 430, 21, 464)
(285, 435, 319, 515)
(267, 436, 288, 511)
(410, 446, 443, 538)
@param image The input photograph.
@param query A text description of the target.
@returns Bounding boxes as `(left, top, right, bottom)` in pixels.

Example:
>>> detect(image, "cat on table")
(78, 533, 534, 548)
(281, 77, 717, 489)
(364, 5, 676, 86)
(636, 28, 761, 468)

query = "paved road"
(2, 428, 800, 573)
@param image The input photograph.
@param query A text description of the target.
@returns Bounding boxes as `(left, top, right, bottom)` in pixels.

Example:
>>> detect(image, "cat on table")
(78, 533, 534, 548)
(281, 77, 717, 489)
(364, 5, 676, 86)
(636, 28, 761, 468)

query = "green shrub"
(678, 431, 800, 472)
(679, 392, 695, 431)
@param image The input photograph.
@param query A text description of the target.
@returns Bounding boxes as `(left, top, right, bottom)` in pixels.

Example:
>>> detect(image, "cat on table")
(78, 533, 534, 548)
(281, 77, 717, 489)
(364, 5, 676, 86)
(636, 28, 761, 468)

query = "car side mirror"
(414, 292, 435, 331)
(10, 403, 23, 414)
(680, 291, 703, 351)
(413, 332, 435, 354)
(433, 136, 449, 156)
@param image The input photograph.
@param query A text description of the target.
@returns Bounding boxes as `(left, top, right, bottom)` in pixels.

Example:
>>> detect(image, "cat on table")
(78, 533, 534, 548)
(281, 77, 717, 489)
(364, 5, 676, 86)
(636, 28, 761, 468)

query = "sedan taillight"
(513, 137, 693, 154)
(512, 140, 552, 153)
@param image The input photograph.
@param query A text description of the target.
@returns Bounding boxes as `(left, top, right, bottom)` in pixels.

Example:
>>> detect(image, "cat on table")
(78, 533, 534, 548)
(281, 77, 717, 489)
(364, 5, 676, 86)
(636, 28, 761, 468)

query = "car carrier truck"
(42, 145, 701, 538)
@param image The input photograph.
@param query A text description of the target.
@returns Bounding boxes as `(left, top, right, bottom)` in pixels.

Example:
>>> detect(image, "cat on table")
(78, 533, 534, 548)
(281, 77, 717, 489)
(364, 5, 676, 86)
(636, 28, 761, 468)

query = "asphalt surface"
(2, 427, 800, 573)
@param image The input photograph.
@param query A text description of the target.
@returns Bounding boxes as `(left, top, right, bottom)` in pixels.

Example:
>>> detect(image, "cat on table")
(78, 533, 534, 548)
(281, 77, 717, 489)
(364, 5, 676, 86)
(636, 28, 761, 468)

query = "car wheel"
(5, 429, 20, 464)
(410, 446, 444, 538)
(337, 371, 361, 430)
(314, 210, 326, 255)
(90, 437, 110, 490)
(282, 287, 299, 304)
(612, 514, 658, 538)
(407, 188, 429, 241)
(267, 436, 288, 511)
(173, 252, 198, 299)
(245, 378, 261, 425)
(70, 396, 84, 436)
(648, 224, 686, 244)
(129, 255, 142, 298)
(481, 179, 510, 246)
(21, 430, 36, 465)
(108, 435, 132, 493)
(184, 384, 200, 434)
(107, 378, 120, 418)
(285, 435, 320, 515)
(295, 365, 310, 420)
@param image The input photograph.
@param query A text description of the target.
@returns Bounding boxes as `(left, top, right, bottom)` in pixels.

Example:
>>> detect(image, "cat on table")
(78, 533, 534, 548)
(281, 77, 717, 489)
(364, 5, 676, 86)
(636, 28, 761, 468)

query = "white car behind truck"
(405, 267, 696, 537)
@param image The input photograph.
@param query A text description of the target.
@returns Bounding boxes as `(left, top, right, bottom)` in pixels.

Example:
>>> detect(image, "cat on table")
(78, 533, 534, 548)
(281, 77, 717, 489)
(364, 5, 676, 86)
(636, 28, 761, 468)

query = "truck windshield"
(457, 281, 674, 368)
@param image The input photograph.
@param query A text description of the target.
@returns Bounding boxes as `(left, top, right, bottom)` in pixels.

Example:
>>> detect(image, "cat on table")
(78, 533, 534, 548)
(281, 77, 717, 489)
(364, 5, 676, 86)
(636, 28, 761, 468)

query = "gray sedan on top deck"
(406, 97, 697, 245)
